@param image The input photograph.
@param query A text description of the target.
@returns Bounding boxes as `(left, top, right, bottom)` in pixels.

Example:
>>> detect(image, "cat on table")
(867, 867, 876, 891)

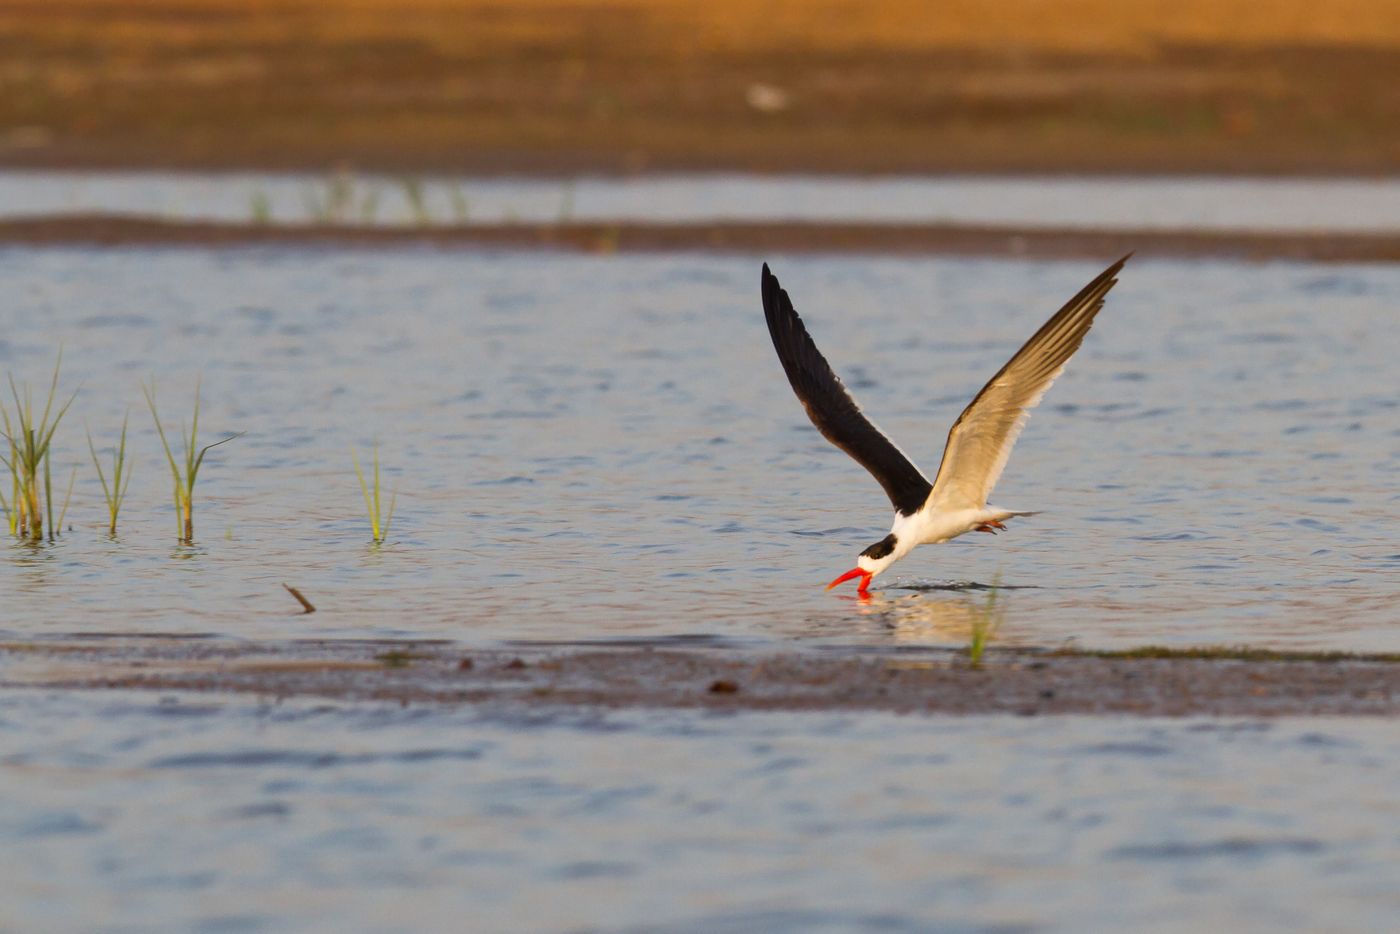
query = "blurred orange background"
(4, 0, 1399, 173)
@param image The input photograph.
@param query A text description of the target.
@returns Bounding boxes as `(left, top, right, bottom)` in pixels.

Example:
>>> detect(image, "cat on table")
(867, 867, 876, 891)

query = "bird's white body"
(899, 506, 1021, 547)
(863, 506, 1028, 576)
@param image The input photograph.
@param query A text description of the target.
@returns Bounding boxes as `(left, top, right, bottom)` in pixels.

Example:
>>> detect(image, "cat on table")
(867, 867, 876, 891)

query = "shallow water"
(4, 689, 1399, 932)
(0, 248, 1396, 650)
(6, 171, 1400, 232)
(2, 224, 1398, 931)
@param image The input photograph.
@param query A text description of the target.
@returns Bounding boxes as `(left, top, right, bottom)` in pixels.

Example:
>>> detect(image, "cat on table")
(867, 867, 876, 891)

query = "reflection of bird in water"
(860, 590, 1009, 646)
(761, 256, 1129, 598)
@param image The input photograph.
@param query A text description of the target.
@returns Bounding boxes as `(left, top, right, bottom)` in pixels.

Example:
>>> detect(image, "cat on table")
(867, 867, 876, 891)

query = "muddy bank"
(5, 639, 1399, 717)
(3, 216, 1400, 262)
(5, 1, 1400, 176)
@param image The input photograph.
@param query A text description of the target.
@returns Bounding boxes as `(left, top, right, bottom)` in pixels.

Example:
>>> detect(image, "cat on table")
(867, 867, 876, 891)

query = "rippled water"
(4, 690, 1399, 931)
(5, 171, 1400, 231)
(0, 248, 1396, 650)
(3, 195, 1398, 931)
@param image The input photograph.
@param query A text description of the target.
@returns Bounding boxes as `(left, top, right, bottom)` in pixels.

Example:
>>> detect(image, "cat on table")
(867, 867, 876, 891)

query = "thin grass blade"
(351, 448, 382, 542)
(383, 490, 397, 539)
(56, 465, 75, 532)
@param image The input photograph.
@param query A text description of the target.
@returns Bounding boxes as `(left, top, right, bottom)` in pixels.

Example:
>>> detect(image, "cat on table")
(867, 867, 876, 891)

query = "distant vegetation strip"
(2, 216, 1398, 262)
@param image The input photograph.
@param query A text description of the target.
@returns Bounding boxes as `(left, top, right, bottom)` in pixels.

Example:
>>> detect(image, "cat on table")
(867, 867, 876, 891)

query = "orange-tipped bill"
(826, 567, 873, 595)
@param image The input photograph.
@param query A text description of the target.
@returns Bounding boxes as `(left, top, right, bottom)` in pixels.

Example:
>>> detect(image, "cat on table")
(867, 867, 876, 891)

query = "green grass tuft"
(0, 351, 77, 541)
(88, 412, 135, 537)
(249, 190, 272, 225)
(351, 444, 397, 544)
(966, 574, 1005, 669)
(558, 180, 575, 222)
(142, 378, 240, 544)
(303, 168, 357, 224)
(359, 184, 381, 224)
(449, 185, 470, 223)
(400, 177, 431, 226)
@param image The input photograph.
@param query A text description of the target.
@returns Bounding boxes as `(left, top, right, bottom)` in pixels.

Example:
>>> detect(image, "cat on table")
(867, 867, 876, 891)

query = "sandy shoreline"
(3, 216, 1398, 262)
(5, 639, 1399, 717)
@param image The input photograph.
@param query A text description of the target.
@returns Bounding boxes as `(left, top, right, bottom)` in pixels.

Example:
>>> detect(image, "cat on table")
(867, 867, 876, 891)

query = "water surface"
(3, 690, 1398, 932)
(0, 249, 1395, 650)
(2, 228, 1397, 932)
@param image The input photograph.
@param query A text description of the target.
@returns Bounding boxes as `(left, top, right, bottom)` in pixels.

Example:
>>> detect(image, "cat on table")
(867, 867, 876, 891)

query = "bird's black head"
(828, 533, 900, 594)
(861, 534, 897, 561)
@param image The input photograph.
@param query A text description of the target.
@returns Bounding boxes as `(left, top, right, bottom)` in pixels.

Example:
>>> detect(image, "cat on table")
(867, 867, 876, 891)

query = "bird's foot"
(975, 519, 1008, 534)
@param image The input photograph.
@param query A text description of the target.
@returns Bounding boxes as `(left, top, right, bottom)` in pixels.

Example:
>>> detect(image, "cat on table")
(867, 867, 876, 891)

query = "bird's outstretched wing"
(926, 254, 1130, 512)
(762, 263, 933, 516)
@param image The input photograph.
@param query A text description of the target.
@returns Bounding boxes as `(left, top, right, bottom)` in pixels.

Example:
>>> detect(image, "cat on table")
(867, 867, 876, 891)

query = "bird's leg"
(975, 519, 1008, 534)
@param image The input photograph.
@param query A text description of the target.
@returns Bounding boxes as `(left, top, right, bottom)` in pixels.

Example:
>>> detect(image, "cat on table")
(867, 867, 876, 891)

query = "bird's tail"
(985, 508, 1039, 522)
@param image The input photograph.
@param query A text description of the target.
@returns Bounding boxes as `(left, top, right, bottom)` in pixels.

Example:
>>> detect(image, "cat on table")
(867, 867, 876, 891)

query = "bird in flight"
(761, 255, 1130, 598)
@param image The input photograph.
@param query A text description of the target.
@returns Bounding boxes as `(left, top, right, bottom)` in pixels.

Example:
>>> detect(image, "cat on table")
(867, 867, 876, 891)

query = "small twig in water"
(282, 583, 317, 614)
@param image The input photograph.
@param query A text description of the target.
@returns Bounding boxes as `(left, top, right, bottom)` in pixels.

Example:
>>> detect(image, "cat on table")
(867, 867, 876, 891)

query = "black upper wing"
(761, 263, 933, 516)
